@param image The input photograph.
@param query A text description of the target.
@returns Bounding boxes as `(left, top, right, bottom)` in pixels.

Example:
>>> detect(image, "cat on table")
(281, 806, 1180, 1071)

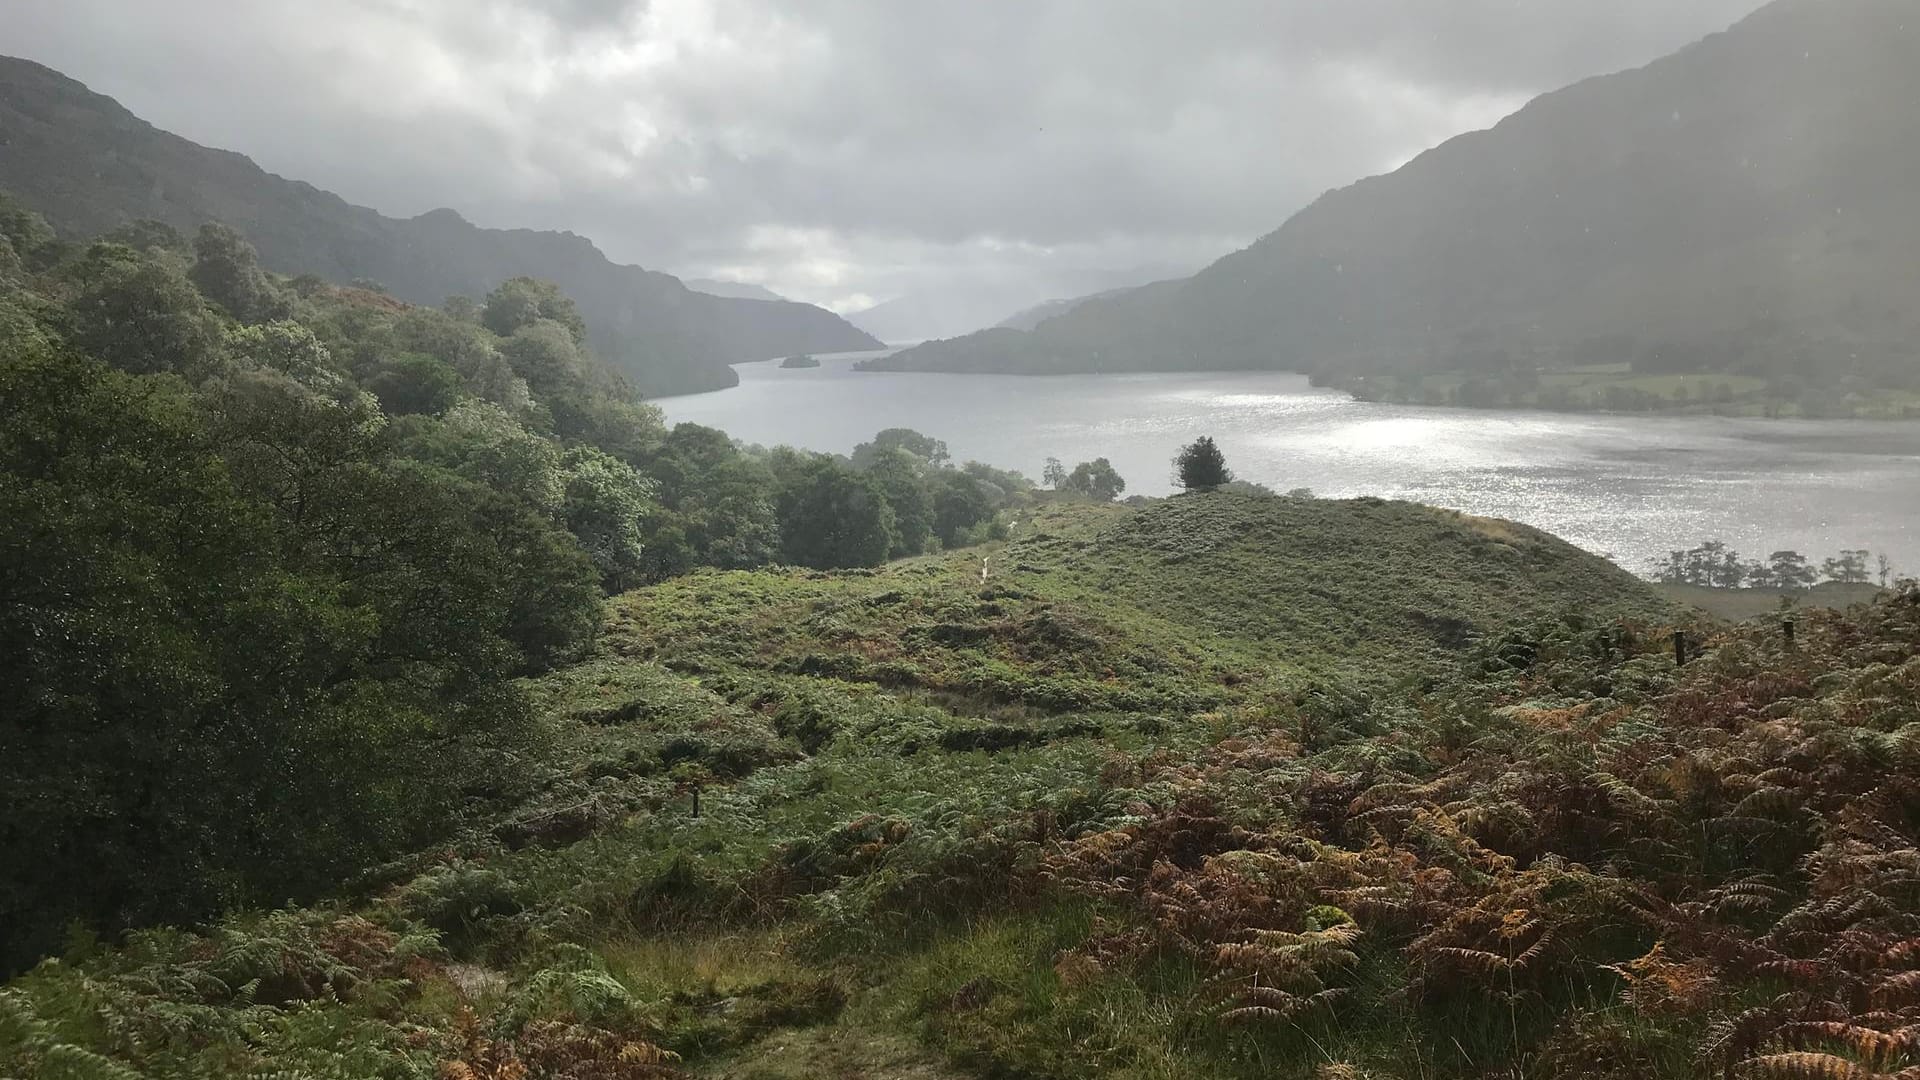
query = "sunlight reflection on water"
(660, 353, 1920, 576)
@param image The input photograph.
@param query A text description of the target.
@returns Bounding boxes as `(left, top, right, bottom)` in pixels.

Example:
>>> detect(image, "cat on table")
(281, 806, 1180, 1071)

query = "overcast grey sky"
(9, 0, 1765, 313)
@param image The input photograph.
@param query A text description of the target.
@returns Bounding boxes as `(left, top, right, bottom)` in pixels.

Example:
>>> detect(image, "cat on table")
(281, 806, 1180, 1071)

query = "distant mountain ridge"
(994, 285, 1144, 332)
(873, 0, 1920, 388)
(684, 278, 790, 303)
(0, 56, 881, 396)
(854, 261, 1203, 344)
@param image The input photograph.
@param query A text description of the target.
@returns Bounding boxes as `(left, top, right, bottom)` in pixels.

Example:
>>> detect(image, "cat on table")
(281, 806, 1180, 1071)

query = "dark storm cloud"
(6, 0, 1764, 311)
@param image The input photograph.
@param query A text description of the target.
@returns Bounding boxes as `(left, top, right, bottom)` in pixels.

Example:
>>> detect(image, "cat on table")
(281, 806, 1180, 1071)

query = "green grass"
(38, 495, 1920, 1080)
(607, 496, 1669, 694)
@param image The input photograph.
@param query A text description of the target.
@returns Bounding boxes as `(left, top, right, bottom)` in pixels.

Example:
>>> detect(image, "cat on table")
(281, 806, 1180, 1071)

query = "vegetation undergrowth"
(6, 181, 1919, 1080)
(14, 483, 1919, 1079)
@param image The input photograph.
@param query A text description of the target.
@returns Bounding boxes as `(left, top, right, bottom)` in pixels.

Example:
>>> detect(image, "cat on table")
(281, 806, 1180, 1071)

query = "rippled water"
(660, 351, 1920, 576)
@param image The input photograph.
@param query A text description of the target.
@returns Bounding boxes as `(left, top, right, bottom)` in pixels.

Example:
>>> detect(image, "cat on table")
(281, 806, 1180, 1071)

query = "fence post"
(1673, 630, 1687, 666)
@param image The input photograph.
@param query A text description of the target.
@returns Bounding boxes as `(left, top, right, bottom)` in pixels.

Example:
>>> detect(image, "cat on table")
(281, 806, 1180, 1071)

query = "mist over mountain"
(850, 261, 1202, 345)
(995, 285, 1155, 332)
(0, 57, 880, 396)
(873, 0, 1920, 390)
(684, 278, 791, 303)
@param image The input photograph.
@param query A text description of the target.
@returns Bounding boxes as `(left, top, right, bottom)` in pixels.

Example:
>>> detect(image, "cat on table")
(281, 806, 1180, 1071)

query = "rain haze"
(8, 0, 1763, 317)
(10, 2, 1920, 1071)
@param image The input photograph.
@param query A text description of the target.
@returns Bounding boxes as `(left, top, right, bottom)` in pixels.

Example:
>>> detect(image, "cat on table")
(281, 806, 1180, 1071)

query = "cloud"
(6, 0, 1764, 314)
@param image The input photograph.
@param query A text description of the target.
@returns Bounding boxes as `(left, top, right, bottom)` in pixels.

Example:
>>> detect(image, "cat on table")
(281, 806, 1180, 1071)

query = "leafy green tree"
(852, 427, 949, 470)
(961, 461, 1034, 499)
(483, 277, 587, 344)
(0, 192, 58, 272)
(502, 319, 586, 397)
(1174, 435, 1233, 493)
(0, 346, 575, 970)
(102, 219, 188, 256)
(1042, 456, 1067, 489)
(775, 455, 896, 569)
(464, 479, 604, 669)
(1823, 549, 1871, 584)
(865, 448, 936, 557)
(1063, 457, 1126, 501)
(368, 352, 464, 416)
(547, 384, 665, 464)
(641, 423, 779, 578)
(932, 471, 997, 548)
(190, 222, 283, 323)
(62, 242, 222, 377)
(560, 446, 656, 592)
(224, 319, 342, 387)
(394, 400, 565, 513)
(386, 306, 529, 411)
(0, 287, 58, 356)
(1768, 550, 1818, 589)
(198, 366, 389, 535)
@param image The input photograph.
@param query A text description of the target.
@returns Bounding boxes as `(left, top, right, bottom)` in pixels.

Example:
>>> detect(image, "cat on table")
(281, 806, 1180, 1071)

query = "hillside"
(606, 497, 1671, 705)
(0, 57, 880, 395)
(872, 0, 1920, 398)
(846, 292, 1012, 345)
(14, 490, 1920, 1077)
(685, 279, 790, 303)
(994, 285, 1140, 332)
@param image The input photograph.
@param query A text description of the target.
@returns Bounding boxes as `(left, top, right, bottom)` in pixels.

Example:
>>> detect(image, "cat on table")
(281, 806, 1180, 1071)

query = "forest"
(6, 193, 1920, 1080)
(0, 193, 1027, 975)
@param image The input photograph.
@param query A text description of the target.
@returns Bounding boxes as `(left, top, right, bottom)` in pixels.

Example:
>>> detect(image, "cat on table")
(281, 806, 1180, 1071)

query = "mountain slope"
(0, 57, 880, 395)
(994, 284, 1141, 332)
(875, 0, 1920, 385)
(685, 278, 790, 303)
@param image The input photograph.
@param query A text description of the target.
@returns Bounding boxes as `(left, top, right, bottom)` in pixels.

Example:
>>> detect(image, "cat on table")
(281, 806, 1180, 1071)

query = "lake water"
(660, 351, 1920, 577)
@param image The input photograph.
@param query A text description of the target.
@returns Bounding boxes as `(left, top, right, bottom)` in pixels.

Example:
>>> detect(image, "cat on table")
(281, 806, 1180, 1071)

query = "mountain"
(845, 292, 1015, 344)
(854, 261, 1204, 344)
(0, 57, 881, 396)
(872, 0, 1920, 388)
(994, 284, 1145, 332)
(684, 278, 790, 303)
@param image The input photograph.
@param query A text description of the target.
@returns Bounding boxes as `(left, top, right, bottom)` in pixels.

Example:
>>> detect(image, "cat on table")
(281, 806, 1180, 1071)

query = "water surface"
(661, 352, 1920, 576)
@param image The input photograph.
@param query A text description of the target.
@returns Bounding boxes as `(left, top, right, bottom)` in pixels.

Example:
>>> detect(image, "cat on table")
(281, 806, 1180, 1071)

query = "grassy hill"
(609, 498, 1666, 703)
(2, 495, 1748, 1080)
(17, 499, 1920, 1078)
(53, 492, 1920, 1080)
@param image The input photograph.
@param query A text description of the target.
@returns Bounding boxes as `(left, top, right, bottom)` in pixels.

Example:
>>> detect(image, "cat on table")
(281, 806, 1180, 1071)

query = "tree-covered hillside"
(0, 195, 1026, 975)
(0, 57, 881, 396)
(871, 0, 1920, 412)
(7, 464, 1920, 1077)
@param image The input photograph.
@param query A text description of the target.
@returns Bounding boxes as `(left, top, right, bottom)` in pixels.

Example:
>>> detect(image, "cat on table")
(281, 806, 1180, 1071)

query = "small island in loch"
(780, 353, 821, 369)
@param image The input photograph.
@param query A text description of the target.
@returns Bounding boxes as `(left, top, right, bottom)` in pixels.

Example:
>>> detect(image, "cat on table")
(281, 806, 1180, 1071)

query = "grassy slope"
(611, 496, 1668, 686)
(14, 497, 1821, 1080)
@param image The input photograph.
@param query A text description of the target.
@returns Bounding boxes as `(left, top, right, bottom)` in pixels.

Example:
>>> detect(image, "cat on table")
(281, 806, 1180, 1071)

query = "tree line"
(1039, 435, 1237, 502)
(1648, 539, 1896, 589)
(0, 194, 1023, 969)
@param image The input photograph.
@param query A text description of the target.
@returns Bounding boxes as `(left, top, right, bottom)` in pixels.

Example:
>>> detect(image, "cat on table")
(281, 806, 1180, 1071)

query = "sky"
(8, 0, 1766, 318)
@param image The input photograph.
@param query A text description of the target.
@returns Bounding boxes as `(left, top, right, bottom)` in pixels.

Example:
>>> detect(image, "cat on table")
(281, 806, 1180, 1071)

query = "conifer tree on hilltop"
(1175, 435, 1232, 493)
